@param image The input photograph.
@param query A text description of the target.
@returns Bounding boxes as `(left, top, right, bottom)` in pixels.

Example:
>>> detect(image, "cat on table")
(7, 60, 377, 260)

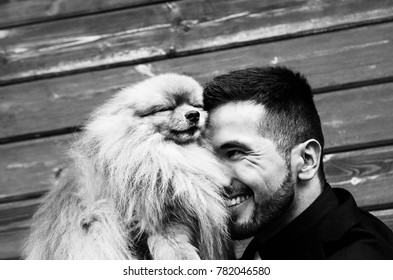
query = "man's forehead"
(209, 101, 265, 127)
(207, 101, 268, 149)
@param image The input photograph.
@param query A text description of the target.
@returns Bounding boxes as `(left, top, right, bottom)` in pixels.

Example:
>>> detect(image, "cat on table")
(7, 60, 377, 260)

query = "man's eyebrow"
(219, 141, 250, 150)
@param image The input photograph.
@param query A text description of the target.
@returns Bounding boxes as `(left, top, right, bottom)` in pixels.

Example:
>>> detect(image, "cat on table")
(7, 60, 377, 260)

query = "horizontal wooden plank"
(0, 199, 38, 226)
(0, 222, 28, 260)
(324, 146, 393, 210)
(315, 83, 393, 149)
(0, 199, 36, 260)
(0, 136, 72, 201)
(0, 0, 164, 28)
(1, 22, 393, 140)
(1, 0, 393, 83)
(1, 200, 392, 259)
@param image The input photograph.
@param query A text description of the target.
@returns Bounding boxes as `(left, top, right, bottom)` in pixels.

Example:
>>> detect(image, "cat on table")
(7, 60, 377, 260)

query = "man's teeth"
(227, 194, 251, 207)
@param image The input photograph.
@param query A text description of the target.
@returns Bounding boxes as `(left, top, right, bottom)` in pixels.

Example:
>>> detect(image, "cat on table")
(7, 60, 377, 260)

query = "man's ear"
(292, 139, 322, 181)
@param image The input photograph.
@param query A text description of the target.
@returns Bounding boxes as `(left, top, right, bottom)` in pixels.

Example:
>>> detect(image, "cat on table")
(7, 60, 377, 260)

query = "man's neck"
(234, 237, 253, 259)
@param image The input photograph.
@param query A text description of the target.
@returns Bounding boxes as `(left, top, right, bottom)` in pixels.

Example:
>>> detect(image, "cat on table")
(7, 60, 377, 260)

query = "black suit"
(241, 185, 393, 259)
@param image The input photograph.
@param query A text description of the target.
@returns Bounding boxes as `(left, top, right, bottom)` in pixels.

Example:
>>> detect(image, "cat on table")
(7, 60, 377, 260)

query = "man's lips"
(224, 182, 253, 207)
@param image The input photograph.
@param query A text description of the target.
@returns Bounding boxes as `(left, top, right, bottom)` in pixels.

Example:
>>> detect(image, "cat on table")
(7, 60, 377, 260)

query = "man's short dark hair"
(203, 65, 326, 184)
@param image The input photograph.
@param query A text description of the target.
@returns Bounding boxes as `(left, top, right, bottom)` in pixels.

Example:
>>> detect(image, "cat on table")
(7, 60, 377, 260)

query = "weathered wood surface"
(1, 0, 393, 83)
(1, 199, 391, 260)
(0, 199, 38, 260)
(324, 146, 393, 210)
(0, 199, 38, 226)
(0, 135, 72, 202)
(315, 82, 393, 150)
(0, 224, 27, 260)
(1, 22, 393, 141)
(0, 0, 164, 28)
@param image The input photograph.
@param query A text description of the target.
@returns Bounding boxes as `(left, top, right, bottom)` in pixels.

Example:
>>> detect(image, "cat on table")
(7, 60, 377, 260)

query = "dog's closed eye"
(137, 105, 174, 117)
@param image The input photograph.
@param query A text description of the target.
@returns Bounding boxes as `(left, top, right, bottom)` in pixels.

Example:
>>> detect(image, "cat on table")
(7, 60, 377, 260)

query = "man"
(203, 66, 393, 259)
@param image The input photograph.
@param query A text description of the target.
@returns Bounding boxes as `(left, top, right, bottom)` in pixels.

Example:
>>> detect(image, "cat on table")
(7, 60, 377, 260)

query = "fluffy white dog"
(23, 73, 233, 260)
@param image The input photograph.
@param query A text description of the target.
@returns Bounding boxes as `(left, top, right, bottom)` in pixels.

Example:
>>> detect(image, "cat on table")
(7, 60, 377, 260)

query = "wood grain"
(1, 22, 393, 140)
(0, 199, 38, 259)
(315, 83, 393, 149)
(0, 135, 73, 201)
(1, 0, 393, 83)
(0, 222, 28, 260)
(0, 0, 164, 28)
(324, 146, 393, 210)
(0, 199, 39, 226)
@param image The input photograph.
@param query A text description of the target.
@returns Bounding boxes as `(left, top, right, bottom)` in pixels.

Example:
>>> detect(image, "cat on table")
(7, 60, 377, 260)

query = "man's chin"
(229, 197, 290, 240)
(228, 200, 259, 240)
(229, 170, 296, 240)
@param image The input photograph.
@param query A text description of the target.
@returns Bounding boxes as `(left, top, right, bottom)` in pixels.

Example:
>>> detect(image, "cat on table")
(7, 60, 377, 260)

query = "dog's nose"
(185, 110, 200, 123)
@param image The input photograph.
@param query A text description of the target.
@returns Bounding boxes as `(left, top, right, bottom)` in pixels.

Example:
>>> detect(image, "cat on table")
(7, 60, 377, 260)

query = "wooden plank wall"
(1, 0, 393, 259)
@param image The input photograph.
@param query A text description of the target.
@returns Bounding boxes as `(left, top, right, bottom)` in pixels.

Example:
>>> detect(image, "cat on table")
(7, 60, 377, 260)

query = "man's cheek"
(235, 160, 264, 188)
(264, 164, 287, 190)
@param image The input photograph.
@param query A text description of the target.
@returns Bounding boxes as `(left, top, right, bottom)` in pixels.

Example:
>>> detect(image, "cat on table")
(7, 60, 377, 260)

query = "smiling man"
(204, 66, 393, 259)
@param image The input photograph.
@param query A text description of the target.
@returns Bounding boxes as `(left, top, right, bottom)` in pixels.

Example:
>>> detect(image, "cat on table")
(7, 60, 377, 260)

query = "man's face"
(208, 101, 295, 240)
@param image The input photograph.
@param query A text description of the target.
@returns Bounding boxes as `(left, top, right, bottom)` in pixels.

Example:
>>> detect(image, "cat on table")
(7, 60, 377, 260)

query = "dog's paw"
(148, 234, 201, 260)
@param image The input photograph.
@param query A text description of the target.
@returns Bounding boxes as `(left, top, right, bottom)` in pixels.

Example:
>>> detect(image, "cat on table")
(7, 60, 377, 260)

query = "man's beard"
(230, 169, 295, 240)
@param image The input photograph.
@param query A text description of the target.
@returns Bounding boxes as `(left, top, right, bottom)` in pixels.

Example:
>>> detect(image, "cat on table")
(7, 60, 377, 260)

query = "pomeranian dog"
(23, 73, 233, 260)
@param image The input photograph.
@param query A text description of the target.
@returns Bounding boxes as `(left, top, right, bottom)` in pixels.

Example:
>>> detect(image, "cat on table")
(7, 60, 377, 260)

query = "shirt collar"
(318, 187, 361, 241)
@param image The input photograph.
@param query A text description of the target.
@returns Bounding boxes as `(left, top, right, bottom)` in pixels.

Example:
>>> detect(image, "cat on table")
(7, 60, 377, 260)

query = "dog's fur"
(23, 73, 233, 260)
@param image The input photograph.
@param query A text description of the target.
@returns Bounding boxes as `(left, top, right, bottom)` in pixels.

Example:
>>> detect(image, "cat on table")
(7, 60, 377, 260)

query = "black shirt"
(241, 185, 393, 259)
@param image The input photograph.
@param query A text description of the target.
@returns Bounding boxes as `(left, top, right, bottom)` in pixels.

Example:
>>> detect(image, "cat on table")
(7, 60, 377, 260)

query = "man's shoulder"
(320, 187, 393, 259)
(328, 207, 393, 259)
(358, 208, 393, 239)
